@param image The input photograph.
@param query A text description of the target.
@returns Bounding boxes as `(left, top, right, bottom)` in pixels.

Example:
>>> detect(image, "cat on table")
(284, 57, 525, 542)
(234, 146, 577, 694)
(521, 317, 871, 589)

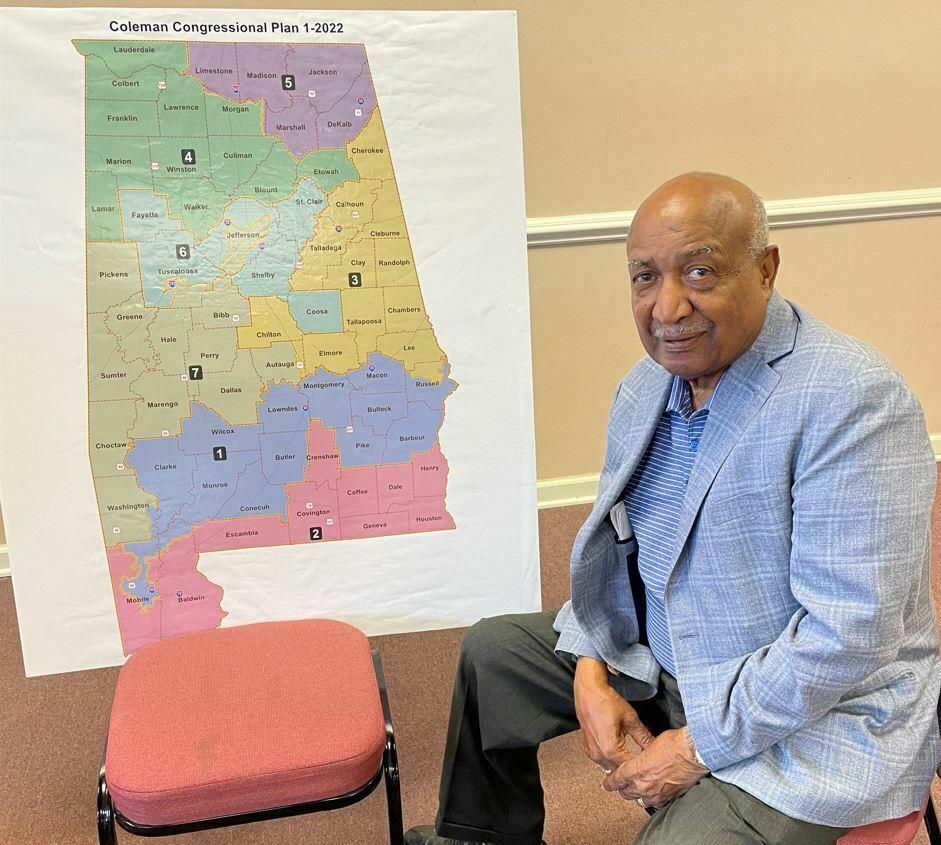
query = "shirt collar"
(665, 371, 725, 418)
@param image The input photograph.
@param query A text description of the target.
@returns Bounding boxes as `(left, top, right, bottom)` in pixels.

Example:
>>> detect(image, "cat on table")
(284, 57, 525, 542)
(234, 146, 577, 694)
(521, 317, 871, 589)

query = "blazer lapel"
(669, 291, 799, 571)
(593, 361, 672, 524)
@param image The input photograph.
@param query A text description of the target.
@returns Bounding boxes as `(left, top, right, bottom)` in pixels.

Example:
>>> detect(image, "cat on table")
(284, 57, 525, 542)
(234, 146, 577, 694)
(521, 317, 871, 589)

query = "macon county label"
(76, 40, 457, 654)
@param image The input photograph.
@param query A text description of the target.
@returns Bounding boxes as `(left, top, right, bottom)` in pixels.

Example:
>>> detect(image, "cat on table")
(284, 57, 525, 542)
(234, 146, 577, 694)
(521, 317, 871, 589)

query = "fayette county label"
(76, 40, 457, 655)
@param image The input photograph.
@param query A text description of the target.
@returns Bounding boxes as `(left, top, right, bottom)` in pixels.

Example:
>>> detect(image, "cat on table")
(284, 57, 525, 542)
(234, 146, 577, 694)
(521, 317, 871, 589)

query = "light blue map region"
(118, 179, 324, 308)
(231, 178, 326, 297)
(120, 189, 231, 307)
(286, 290, 342, 332)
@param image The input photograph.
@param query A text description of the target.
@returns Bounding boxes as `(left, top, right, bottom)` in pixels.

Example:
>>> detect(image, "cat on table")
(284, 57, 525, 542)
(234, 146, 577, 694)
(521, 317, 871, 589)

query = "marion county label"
(76, 40, 457, 654)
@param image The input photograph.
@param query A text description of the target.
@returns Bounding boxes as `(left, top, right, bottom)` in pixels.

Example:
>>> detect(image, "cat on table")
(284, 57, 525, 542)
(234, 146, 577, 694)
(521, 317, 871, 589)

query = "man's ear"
(759, 245, 780, 297)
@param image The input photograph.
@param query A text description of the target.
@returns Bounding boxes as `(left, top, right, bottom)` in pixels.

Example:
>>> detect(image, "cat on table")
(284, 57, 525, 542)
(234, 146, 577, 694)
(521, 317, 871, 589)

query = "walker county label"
(77, 40, 457, 654)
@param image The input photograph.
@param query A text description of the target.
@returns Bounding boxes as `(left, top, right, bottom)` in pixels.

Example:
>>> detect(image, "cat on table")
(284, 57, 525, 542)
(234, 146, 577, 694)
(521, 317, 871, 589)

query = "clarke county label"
(0, 10, 537, 676)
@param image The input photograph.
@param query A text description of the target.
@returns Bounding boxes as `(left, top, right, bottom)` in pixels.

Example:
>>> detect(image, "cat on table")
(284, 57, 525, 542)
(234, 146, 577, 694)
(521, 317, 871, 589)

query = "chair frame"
(927, 791, 941, 844)
(97, 649, 403, 845)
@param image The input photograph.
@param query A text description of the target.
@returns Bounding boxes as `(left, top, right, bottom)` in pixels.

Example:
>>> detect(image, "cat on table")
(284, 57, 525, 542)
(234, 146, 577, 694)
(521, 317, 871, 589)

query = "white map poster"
(0, 8, 538, 676)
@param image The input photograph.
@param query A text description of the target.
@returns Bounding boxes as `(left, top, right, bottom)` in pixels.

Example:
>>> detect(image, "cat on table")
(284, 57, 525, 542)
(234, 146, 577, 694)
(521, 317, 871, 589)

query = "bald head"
(626, 172, 780, 392)
(630, 172, 769, 261)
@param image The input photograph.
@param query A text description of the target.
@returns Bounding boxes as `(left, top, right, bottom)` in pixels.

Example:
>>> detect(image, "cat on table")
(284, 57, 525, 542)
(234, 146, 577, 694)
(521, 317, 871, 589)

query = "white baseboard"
(526, 187, 941, 247)
(0, 545, 7, 578)
(535, 474, 601, 509)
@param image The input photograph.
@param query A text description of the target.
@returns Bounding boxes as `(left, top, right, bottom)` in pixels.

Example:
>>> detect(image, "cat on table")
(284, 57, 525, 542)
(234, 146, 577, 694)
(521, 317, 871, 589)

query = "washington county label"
(77, 40, 457, 654)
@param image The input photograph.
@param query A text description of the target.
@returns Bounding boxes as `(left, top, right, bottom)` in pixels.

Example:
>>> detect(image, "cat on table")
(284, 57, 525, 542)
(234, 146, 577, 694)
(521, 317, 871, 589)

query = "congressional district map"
(76, 40, 457, 654)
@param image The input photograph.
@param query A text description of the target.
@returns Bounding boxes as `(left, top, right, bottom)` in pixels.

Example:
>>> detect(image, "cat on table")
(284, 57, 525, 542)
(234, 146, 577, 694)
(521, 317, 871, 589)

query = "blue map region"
(286, 290, 342, 333)
(350, 388, 408, 435)
(118, 354, 455, 599)
(298, 371, 354, 429)
(120, 190, 231, 307)
(120, 401, 306, 599)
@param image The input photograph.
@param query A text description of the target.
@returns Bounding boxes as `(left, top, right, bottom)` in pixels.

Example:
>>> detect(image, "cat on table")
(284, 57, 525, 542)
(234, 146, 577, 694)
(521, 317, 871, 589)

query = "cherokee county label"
(77, 40, 457, 655)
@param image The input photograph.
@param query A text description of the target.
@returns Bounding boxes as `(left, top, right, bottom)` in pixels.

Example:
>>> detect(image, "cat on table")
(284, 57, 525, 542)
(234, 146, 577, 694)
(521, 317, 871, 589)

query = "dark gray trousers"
(434, 611, 849, 845)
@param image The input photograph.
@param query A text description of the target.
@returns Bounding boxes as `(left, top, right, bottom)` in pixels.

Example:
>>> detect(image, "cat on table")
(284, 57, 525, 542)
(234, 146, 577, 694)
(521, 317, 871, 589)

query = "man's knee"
(459, 615, 519, 673)
(459, 611, 558, 679)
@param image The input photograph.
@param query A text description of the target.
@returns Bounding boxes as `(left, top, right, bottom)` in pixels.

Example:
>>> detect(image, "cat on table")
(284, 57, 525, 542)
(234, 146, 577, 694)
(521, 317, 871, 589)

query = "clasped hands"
(573, 657, 708, 809)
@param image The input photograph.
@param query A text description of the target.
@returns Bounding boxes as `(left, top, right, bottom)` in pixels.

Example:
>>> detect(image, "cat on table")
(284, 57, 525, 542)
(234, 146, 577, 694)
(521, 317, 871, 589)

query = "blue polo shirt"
(622, 374, 721, 676)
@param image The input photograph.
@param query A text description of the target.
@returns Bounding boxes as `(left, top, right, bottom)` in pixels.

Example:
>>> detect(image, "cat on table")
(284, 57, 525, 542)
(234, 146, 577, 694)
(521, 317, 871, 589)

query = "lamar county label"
(76, 40, 457, 654)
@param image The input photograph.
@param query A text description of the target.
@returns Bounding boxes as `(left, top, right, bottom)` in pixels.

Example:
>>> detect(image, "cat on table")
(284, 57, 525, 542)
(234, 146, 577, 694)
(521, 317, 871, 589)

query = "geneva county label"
(76, 40, 457, 654)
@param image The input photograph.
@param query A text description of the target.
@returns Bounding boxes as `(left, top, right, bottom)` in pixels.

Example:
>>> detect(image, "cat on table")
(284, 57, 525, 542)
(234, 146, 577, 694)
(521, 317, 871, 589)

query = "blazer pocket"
(704, 483, 788, 529)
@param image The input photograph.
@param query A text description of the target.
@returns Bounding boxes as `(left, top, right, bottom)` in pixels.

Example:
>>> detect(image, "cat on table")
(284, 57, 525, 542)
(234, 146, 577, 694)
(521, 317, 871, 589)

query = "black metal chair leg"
(383, 736, 404, 845)
(926, 790, 941, 845)
(97, 758, 118, 845)
(372, 650, 404, 845)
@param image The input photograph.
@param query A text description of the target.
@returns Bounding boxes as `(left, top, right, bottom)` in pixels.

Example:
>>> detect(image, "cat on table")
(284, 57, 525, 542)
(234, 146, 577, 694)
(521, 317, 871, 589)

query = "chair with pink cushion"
(96, 619, 402, 844)
(836, 788, 940, 844)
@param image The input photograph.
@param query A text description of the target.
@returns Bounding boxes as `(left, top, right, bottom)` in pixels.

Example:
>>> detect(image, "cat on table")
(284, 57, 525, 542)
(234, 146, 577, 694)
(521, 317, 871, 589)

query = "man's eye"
(688, 267, 712, 279)
(632, 272, 654, 285)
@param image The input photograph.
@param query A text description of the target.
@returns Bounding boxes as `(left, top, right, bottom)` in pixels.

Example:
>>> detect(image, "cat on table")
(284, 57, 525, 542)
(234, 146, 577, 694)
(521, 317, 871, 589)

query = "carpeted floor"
(1, 474, 940, 845)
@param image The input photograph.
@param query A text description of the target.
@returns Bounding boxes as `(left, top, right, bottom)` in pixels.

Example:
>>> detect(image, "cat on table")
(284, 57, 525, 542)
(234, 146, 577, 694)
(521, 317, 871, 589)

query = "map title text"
(107, 20, 346, 36)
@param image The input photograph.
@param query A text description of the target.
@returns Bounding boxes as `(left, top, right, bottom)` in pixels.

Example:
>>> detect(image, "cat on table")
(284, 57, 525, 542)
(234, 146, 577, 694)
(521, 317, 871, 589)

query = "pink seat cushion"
(106, 619, 385, 826)
(837, 804, 926, 845)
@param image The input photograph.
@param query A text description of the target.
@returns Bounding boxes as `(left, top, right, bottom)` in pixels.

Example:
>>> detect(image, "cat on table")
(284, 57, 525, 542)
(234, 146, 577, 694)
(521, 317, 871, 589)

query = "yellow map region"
(285, 110, 446, 381)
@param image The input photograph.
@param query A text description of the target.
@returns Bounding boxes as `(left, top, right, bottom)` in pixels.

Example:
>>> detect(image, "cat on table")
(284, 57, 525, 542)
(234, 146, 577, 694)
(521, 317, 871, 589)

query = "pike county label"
(77, 40, 457, 655)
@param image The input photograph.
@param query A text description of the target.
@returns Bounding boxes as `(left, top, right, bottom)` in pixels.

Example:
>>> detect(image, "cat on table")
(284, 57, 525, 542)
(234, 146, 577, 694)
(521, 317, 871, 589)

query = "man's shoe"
(404, 825, 478, 845)
(404, 825, 547, 845)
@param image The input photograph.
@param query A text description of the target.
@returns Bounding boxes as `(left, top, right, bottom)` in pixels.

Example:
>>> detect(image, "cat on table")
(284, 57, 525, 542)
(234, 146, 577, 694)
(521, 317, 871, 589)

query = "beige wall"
(1, 0, 940, 545)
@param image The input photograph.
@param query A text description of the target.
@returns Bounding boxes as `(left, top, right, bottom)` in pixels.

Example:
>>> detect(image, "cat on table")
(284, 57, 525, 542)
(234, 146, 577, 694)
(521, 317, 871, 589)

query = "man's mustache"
(651, 320, 712, 340)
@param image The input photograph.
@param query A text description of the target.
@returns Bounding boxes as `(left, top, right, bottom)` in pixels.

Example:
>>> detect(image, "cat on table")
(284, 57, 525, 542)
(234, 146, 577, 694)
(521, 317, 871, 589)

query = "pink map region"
(193, 515, 290, 552)
(107, 536, 225, 654)
(187, 43, 378, 158)
(285, 422, 454, 542)
(304, 420, 341, 485)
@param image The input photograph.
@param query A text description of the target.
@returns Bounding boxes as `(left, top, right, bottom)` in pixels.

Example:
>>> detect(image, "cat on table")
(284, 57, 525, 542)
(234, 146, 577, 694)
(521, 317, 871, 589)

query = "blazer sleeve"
(689, 365, 937, 771)
(553, 599, 604, 661)
(553, 378, 628, 663)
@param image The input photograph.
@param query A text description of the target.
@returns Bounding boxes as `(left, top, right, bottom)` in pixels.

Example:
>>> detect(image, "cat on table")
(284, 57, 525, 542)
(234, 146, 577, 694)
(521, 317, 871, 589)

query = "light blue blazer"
(555, 291, 940, 826)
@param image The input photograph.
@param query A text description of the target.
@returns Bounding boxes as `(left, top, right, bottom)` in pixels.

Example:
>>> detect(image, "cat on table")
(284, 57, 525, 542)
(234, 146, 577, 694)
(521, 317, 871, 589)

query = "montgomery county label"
(76, 40, 457, 655)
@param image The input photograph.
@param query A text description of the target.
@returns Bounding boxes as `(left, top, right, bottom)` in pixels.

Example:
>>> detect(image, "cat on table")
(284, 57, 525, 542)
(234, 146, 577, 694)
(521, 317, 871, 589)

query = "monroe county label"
(76, 40, 457, 655)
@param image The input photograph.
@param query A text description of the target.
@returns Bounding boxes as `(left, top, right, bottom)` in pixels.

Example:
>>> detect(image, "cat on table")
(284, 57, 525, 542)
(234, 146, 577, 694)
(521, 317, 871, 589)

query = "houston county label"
(76, 40, 457, 654)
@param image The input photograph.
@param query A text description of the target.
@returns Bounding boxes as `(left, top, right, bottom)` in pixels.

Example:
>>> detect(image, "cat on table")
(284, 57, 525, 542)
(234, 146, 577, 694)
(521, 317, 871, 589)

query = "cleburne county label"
(76, 40, 457, 654)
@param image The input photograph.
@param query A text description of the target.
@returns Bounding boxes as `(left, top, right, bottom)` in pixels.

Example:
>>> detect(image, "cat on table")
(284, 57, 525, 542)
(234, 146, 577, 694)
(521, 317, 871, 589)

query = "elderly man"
(405, 173, 940, 845)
